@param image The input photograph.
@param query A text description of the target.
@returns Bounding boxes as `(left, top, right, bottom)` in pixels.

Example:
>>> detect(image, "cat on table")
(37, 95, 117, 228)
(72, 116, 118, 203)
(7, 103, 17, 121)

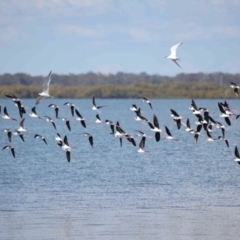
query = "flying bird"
(230, 82, 239, 97)
(34, 134, 47, 145)
(64, 102, 78, 117)
(57, 135, 73, 162)
(60, 118, 71, 131)
(92, 97, 106, 112)
(234, 146, 240, 165)
(138, 136, 148, 153)
(45, 116, 57, 129)
(36, 71, 53, 105)
(17, 118, 27, 132)
(165, 43, 183, 68)
(2, 146, 15, 158)
(2, 107, 17, 121)
(138, 97, 153, 109)
(29, 106, 42, 119)
(80, 133, 94, 148)
(48, 104, 61, 118)
(148, 114, 162, 142)
(75, 109, 87, 128)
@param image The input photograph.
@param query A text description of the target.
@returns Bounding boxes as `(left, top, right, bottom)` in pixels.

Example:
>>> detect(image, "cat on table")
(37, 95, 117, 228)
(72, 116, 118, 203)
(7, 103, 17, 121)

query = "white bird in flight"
(36, 71, 53, 105)
(165, 43, 183, 69)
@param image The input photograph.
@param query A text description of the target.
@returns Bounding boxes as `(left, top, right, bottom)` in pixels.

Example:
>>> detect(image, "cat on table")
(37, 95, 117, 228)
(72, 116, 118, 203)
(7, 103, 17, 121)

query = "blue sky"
(0, 0, 240, 76)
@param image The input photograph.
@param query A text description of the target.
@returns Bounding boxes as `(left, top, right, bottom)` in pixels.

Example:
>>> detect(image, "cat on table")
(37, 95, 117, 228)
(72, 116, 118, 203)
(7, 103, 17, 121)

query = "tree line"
(1, 72, 240, 86)
(0, 72, 238, 98)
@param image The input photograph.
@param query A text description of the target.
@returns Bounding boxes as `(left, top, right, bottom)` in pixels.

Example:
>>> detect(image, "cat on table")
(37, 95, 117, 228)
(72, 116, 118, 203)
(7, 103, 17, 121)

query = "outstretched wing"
(170, 43, 183, 58)
(42, 71, 52, 93)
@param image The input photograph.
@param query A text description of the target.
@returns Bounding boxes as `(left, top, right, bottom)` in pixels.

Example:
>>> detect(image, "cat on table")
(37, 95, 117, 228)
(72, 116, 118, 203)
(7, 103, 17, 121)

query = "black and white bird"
(95, 114, 104, 124)
(29, 106, 42, 120)
(105, 120, 115, 134)
(36, 71, 53, 105)
(165, 126, 178, 141)
(5, 94, 26, 118)
(55, 133, 63, 142)
(13, 130, 25, 142)
(60, 118, 71, 131)
(92, 97, 106, 112)
(75, 109, 87, 128)
(183, 118, 195, 134)
(148, 114, 162, 142)
(138, 97, 153, 109)
(48, 104, 61, 119)
(64, 102, 77, 117)
(34, 134, 47, 145)
(114, 121, 127, 147)
(165, 42, 183, 68)
(230, 82, 239, 97)
(80, 133, 94, 148)
(17, 118, 27, 132)
(194, 124, 202, 145)
(45, 116, 57, 129)
(234, 146, 240, 165)
(3, 129, 12, 142)
(138, 136, 148, 153)
(170, 109, 182, 129)
(2, 107, 17, 121)
(134, 108, 148, 123)
(130, 104, 139, 112)
(2, 146, 15, 158)
(57, 135, 72, 162)
(218, 102, 231, 126)
(135, 130, 151, 138)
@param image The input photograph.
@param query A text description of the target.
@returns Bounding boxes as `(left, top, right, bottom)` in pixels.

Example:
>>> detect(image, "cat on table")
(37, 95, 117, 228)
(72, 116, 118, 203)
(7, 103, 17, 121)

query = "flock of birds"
(1, 43, 240, 164)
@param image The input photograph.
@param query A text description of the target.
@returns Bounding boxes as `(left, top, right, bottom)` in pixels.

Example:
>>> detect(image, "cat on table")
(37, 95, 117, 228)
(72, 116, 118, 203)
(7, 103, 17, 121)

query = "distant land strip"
(0, 72, 239, 98)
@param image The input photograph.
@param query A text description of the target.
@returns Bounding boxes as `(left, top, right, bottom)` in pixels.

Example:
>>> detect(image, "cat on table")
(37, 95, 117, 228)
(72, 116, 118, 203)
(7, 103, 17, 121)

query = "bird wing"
(139, 136, 146, 149)
(55, 108, 59, 118)
(36, 96, 45, 105)
(153, 114, 159, 129)
(20, 118, 25, 128)
(4, 107, 8, 116)
(64, 136, 69, 146)
(52, 121, 57, 130)
(81, 120, 86, 128)
(92, 97, 96, 107)
(235, 146, 240, 158)
(32, 107, 37, 115)
(70, 106, 74, 117)
(11, 147, 15, 158)
(75, 109, 82, 118)
(66, 121, 71, 131)
(42, 71, 52, 93)
(170, 43, 183, 58)
(89, 136, 93, 147)
(7, 131, 12, 142)
(165, 126, 172, 137)
(66, 151, 71, 162)
(172, 59, 182, 69)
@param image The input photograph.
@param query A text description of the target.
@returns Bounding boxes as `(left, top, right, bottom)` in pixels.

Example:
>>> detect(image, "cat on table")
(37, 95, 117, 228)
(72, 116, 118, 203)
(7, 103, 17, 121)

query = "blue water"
(1, 99, 240, 239)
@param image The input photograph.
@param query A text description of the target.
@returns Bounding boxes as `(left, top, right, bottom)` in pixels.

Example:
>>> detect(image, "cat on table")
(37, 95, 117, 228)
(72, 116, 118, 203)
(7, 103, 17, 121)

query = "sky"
(0, 0, 240, 76)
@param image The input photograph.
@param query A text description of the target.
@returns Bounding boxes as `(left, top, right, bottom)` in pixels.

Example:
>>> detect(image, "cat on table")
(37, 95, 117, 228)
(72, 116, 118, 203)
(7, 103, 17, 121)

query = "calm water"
(1, 98, 240, 240)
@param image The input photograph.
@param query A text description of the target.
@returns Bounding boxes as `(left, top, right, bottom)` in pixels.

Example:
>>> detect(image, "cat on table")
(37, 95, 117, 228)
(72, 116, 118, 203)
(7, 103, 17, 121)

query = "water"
(1, 98, 240, 239)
